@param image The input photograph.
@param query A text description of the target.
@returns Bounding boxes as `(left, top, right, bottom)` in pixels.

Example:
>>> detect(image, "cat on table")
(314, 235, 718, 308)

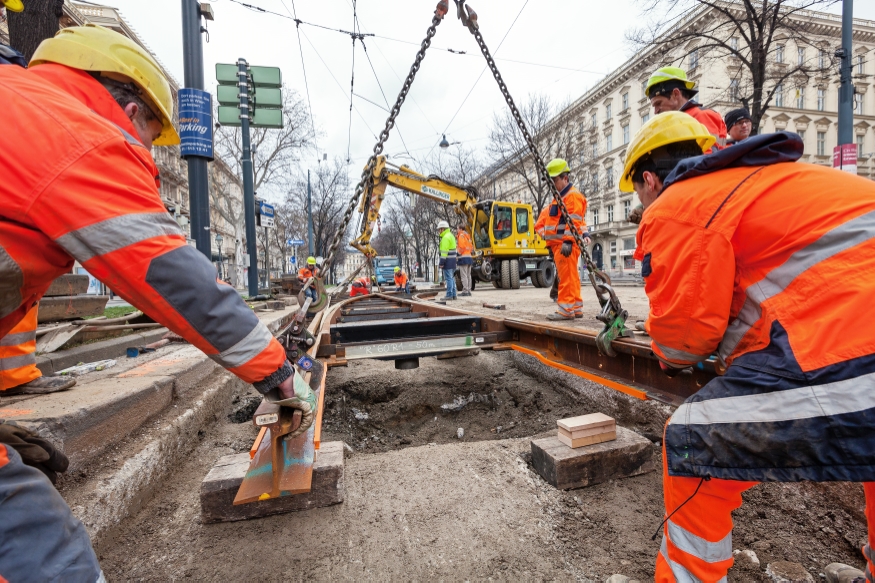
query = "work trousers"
(0, 304, 41, 391)
(552, 245, 582, 317)
(657, 443, 875, 582)
(443, 268, 457, 299)
(458, 262, 472, 293)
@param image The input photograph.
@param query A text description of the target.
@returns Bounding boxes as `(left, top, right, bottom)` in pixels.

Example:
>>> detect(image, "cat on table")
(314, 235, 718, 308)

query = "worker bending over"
(393, 266, 409, 294)
(535, 159, 588, 321)
(620, 111, 875, 582)
(645, 67, 727, 148)
(456, 224, 474, 297)
(0, 26, 316, 581)
(298, 256, 319, 302)
(438, 220, 457, 300)
(349, 276, 371, 298)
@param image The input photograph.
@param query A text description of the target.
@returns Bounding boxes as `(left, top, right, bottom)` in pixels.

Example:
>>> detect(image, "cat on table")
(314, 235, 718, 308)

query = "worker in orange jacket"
(349, 276, 372, 297)
(297, 256, 319, 302)
(0, 26, 316, 581)
(619, 111, 875, 582)
(393, 266, 410, 294)
(535, 159, 589, 321)
(456, 225, 474, 296)
(645, 67, 727, 149)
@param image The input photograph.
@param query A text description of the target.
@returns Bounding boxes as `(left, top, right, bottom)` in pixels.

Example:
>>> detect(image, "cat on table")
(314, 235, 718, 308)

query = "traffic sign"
(287, 238, 305, 246)
(250, 66, 282, 88)
(215, 63, 238, 85)
(216, 85, 240, 106)
(258, 201, 275, 228)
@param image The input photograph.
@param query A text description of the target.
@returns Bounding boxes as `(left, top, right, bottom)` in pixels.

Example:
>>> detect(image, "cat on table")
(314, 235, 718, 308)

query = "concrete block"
(200, 441, 345, 523)
(38, 295, 108, 322)
(116, 344, 220, 397)
(0, 375, 174, 469)
(43, 274, 90, 297)
(531, 426, 655, 490)
(36, 328, 169, 376)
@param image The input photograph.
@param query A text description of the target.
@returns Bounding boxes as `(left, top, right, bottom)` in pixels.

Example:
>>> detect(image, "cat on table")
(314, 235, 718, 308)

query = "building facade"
(479, 3, 875, 278)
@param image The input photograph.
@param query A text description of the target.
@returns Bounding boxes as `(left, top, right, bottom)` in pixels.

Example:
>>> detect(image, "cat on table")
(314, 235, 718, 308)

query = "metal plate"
(344, 335, 475, 359)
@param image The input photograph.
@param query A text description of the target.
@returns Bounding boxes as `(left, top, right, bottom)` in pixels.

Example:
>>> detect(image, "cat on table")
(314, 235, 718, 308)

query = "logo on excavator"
(421, 185, 451, 201)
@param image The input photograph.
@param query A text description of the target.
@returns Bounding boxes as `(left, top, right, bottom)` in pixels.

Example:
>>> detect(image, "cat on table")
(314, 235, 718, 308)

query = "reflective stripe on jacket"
(439, 229, 457, 270)
(0, 64, 289, 392)
(680, 100, 727, 149)
(635, 132, 875, 482)
(394, 272, 408, 287)
(534, 184, 587, 248)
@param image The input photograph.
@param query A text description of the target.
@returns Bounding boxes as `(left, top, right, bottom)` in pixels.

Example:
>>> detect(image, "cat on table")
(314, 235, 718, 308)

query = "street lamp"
(215, 233, 224, 280)
(439, 134, 450, 149)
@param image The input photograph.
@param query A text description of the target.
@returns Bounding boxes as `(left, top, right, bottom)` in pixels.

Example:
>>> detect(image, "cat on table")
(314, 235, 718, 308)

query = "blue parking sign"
(178, 88, 214, 159)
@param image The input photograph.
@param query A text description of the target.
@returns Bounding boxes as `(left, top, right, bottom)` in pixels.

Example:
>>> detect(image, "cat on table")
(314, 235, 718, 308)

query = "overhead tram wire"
(346, 0, 359, 163)
(424, 0, 530, 162)
(282, 0, 319, 154)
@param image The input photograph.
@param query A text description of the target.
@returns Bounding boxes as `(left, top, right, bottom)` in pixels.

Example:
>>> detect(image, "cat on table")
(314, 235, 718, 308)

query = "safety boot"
(546, 312, 574, 321)
(4, 375, 76, 396)
(825, 563, 866, 583)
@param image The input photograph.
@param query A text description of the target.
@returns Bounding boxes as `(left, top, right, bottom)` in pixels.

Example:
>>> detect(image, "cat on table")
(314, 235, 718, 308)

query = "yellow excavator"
(350, 155, 555, 290)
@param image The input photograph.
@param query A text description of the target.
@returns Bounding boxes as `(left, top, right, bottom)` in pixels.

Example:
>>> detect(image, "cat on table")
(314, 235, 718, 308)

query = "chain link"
(466, 24, 625, 323)
(321, 0, 449, 275)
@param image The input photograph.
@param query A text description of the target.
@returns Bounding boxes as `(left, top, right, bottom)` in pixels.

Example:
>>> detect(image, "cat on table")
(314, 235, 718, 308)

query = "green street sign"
(216, 63, 239, 85)
(216, 85, 241, 106)
(253, 87, 282, 108)
(250, 66, 282, 88)
(217, 105, 244, 126)
(252, 108, 283, 128)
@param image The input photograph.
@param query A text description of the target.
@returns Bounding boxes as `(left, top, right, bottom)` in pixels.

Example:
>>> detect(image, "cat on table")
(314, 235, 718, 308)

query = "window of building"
(591, 170, 599, 192)
(624, 256, 635, 270)
(798, 129, 805, 141)
(776, 44, 784, 64)
(592, 208, 599, 225)
(606, 134, 613, 152)
(623, 237, 636, 250)
(642, 112, 650, 124)
(689, 48, 699, 70)
(605, 103, 612, 121)
(591, 113, 598, 128)
(641, 79, 648, 96)
(622, 92, 629, 111)
(591, 142, 598, 158)
(798, 47, 805, 66)
(579, 122, 585, 135)
(611, 256, 618, 269)
(622, 123, 630, 145)
(607, 205, 614, 222)
(606, 169, 614, 189)
(730, 79, 740, 102)
(796, 86, 805, 109)
(817, 88, 825, 111)
(730, 37, 738, 51)
(623, 200, 631, 219)
(819, 49, 827, 69)
(774, 84, 784, 107)
(817, 131, 826, 156)
(858, 55, 865, 75)
(609, 240, 617, 253)
(857, 134, 865, 156)
(855, 93, 863, 115)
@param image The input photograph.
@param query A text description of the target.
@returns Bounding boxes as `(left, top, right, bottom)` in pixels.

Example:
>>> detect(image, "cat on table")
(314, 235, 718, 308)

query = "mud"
(91, 351, 868, 581)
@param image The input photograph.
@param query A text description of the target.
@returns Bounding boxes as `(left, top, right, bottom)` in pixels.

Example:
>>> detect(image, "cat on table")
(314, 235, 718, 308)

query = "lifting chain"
(320, 0, 450, 282)
(454, 0, 630, 355)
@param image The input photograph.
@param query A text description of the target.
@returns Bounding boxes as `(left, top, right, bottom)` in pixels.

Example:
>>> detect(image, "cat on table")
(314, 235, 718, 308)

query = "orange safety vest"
(0, 64, 287, 390)
(635, 132, 875, 483)
(534, 184, 587, 248)
(680, 100, 727, 149)
(457, 231, 474, 257)
(297, 266, 316, 280)
(393, 271, 408, 287)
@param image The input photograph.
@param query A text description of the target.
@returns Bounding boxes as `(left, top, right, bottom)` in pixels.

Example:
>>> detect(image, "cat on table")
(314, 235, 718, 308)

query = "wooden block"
(531, 426, 655, 490)
(38, 295, 108, 322)
(558, 425, 613, 440)
(557, 429, 616, 448)
(557, 412, 615, 433)
(200, 441, 345, 523)
(44, 274, 90, 297)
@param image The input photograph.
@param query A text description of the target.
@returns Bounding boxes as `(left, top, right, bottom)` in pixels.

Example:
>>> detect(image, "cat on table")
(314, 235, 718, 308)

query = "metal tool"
(126, 338, 170, 358)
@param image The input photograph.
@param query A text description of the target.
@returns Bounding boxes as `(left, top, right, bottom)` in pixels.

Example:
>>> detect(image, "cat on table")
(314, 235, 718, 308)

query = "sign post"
(833, 143, 858, 175)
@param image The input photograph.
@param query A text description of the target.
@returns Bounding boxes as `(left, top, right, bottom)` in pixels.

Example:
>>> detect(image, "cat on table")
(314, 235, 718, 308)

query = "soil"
(93, 351, 869, 581)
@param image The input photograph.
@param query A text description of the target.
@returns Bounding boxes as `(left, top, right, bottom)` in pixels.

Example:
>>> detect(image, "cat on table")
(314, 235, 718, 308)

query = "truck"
(374, 255, 400, 285)
(350, 156, 555, 290)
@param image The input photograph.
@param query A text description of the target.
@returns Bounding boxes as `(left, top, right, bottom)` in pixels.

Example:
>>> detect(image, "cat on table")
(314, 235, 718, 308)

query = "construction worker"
(393, 266, 410, 294)
(438, 220, 457, 300)
(535, 159, 588, 321)
(0, 25, 315, 580)
(724, 107, 753, 145)
(618, 111, 875, 582)
(456, 224, 474, 296)
(349, 276, 371, 297)
(298, 256, 319, 302)
(645, 66, 727, 148)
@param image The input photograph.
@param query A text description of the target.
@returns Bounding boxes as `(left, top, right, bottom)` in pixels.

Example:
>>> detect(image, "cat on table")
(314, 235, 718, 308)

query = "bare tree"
(7, 0, 63, 61)
(626, 0, 839, 132)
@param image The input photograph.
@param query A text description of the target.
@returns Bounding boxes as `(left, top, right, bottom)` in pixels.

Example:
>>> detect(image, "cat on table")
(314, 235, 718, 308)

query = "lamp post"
(215, 233, 224, 280)
(439, 134, 461, 150)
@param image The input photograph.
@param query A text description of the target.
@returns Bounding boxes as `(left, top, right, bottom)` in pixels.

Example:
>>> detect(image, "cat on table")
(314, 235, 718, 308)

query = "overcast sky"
(100, 0, 875, 200)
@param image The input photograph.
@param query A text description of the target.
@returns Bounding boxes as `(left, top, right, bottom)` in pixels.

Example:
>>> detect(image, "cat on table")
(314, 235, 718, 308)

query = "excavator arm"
(350, 155, 479, 258)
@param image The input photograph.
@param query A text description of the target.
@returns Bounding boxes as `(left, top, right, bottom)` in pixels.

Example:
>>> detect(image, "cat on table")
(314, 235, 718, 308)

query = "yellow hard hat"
(3, 0, 24, 12)
(393, 266, 401, 272)
(30, 25, 180, 146)
(546, 158, 570, 178)
(307, 256, 316, 265)
(645, 67, 697, 99)
(619, 111, 715, 192)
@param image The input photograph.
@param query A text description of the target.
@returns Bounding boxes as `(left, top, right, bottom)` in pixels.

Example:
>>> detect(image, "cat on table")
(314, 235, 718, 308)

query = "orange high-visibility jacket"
(0, 64, 289, 392)
(457, 231, 474, 257)
(393, 271, 408, 287)
(680, 100, 727, 149)
(534, 184, 587, 249)
(297, 266, 316, 280)
(635, 132, 875, 483)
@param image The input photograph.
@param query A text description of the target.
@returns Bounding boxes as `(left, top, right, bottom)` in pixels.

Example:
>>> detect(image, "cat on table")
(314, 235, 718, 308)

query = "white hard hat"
(437, 220, 450, 230)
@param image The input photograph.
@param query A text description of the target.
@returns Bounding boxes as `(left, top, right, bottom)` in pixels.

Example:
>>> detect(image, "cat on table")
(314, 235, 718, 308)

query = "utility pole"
(307, 169, 315, 257)
(238, 59, 260, 298)
(837, 0, 854, 146)
(181, 0, 211, 257)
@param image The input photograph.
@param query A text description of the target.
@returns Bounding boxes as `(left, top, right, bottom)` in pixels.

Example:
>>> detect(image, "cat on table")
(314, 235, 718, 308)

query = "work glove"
(659, 361, 686, 378)
(265, 369, 318, 439)
(0, 419, 69, 484)
(560, 241, 573, 257)
(629, 204, 645, 225)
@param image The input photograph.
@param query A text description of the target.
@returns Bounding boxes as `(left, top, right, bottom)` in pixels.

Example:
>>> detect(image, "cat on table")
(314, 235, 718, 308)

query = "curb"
(36, 328, 169, 376)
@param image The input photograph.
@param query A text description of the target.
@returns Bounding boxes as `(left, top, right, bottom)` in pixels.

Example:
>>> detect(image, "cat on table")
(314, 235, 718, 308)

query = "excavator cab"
(471, 201, 546, 258)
